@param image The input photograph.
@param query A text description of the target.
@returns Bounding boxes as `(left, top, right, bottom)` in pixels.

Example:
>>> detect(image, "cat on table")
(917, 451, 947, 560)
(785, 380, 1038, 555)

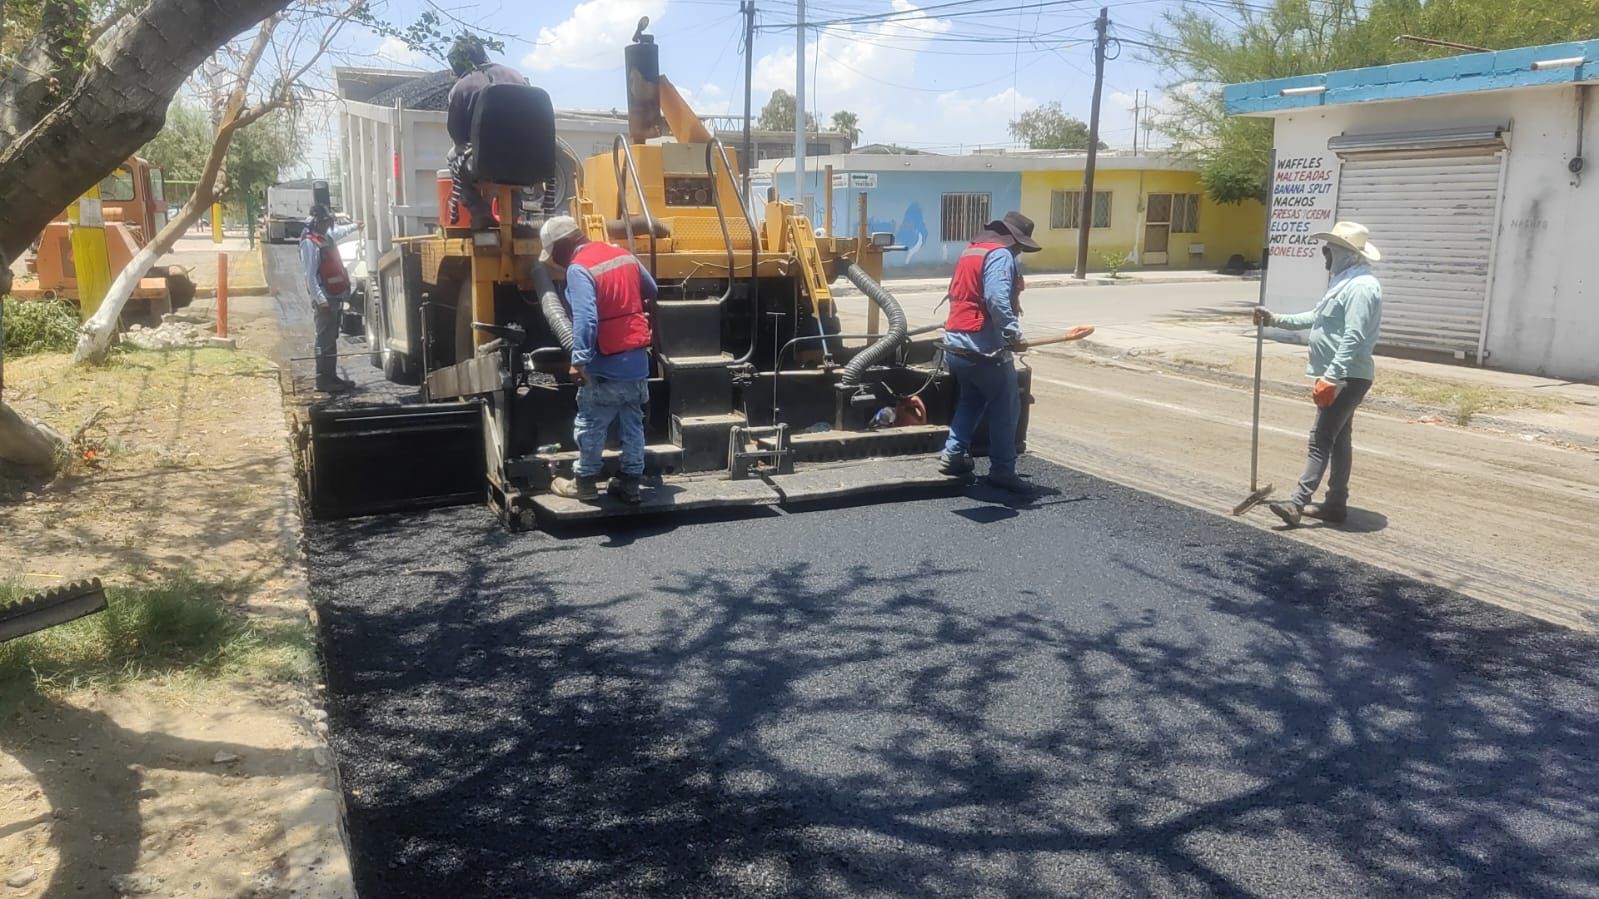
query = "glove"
(1252, 306, 1273, 326)
(1313, 378, 1341, 408)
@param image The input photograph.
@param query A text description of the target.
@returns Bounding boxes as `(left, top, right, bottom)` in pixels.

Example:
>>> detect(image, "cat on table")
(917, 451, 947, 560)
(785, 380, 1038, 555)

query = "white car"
(335, 229, 368, 335)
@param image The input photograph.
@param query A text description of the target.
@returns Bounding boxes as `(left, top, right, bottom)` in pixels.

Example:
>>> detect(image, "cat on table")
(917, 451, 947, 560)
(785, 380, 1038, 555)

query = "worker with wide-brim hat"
(937, 210, 1041, 493)
(1253, 220, 1384, 527)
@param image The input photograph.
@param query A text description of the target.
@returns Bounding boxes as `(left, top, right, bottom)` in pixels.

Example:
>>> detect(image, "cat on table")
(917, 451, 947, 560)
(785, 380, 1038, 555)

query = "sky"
(293, 0, 1201, 178)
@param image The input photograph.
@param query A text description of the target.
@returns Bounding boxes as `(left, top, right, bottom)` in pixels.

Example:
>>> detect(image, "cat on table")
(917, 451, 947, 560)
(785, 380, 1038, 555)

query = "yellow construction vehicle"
(323, 22, 1031, 528)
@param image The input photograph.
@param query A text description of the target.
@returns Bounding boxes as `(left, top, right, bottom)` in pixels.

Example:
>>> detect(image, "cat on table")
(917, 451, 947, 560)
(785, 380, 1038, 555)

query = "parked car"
(336, 227, 368, 336)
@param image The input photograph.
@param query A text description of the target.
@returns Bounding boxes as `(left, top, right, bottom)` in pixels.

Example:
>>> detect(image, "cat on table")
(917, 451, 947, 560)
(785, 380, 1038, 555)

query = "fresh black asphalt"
(306, 459, 1599, 898)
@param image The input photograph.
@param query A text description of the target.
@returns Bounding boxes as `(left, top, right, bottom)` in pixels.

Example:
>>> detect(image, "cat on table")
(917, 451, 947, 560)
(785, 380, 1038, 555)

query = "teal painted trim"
(1223, 39, 1599, 116)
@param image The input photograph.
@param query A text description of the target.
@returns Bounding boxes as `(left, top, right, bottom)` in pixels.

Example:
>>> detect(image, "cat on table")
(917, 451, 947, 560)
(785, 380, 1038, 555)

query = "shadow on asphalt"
(307, 463, 1599, 898)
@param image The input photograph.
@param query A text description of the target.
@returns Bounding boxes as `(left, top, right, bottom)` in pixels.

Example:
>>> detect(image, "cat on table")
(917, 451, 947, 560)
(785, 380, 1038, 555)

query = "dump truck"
(265, 180, 331, 243)
(306, 24, 1031, 529)
(12, 157, 196, 323)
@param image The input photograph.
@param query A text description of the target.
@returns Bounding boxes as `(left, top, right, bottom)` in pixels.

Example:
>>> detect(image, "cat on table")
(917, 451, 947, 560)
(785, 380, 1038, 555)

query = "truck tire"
(364, 301, 384, 369)
(383, 345, 420, 385)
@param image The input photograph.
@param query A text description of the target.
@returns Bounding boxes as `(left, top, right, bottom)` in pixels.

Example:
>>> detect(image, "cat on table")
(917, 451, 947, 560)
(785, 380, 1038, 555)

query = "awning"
(1328, 125, 1508, 156)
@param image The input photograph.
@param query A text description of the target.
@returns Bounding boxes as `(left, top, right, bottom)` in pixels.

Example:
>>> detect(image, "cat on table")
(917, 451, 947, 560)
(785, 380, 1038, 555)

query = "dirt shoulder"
(0, 306, 351, 896)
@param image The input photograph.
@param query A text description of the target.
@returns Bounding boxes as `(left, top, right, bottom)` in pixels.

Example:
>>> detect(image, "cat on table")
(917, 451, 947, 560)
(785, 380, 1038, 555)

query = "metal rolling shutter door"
(1334, 150, 1503, 359)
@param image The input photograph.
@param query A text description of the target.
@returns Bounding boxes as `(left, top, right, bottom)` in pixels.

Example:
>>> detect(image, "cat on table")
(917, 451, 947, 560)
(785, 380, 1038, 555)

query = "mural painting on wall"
(866, 202, 929, 264)
(1269, 155, 1337, 260)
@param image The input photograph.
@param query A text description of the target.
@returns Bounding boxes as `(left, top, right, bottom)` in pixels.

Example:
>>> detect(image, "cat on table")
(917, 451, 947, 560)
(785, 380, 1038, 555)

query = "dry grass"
(0, 576, 315, 715)
(1372, 373, 1562, 426)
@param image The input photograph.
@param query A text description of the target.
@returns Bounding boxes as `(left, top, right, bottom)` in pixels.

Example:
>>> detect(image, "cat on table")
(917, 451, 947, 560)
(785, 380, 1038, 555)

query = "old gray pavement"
(842, 278, 1598, 630)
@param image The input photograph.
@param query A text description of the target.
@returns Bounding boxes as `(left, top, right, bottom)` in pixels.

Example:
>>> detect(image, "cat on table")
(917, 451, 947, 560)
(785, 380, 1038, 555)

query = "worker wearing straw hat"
(1253, 221, 1383, 528)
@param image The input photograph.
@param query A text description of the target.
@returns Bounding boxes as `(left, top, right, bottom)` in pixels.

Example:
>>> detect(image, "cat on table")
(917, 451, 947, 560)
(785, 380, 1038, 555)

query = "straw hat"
(1310, 221, 1380, 262)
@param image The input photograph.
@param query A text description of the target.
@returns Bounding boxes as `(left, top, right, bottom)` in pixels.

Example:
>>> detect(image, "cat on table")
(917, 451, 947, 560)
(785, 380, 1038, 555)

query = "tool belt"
(939, 342, 1012, 363)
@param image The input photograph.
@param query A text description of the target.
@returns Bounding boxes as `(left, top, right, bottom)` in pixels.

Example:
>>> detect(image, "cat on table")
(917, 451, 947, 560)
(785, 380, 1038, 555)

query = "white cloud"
(374, 35, 424, 69)
(753, 0, 954, 127)
(677, 82, 732, 116)
(523, 0, 668, 72)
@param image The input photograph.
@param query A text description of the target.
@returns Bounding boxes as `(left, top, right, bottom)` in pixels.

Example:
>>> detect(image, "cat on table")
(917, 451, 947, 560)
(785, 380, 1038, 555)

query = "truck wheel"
(383, 346, 420, 385)
(165, 270, 196, 311)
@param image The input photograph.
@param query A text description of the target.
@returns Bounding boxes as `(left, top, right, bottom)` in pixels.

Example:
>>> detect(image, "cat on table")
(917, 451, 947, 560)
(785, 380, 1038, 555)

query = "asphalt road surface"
(308, 461, 1599, 898)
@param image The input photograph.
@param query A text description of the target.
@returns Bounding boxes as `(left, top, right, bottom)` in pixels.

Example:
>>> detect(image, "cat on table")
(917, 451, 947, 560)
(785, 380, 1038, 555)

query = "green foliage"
(1007, 101, 1107, 151)
(0, 576, 316, 711)
(1144, 0, 1599, 204)
(830, 110, 861, 144)
(1097, 250, 1131, 278)
(140, 102, 301, 208)
(758, 89, 818, 132)
(351, 10, 506, 65)
(2, 296, 80, 356)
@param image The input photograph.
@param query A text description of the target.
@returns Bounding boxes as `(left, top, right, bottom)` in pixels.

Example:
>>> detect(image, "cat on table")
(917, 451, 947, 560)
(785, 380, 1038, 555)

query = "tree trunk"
(73, 19, 282, 365)
(0, 0, 292, 263)
(0, 402, 63, 469)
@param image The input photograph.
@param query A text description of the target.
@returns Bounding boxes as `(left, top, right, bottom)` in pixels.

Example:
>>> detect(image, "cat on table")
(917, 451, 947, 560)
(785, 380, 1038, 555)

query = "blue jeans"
(574, 377, 649, 478)
(942, 353, 1019, 475)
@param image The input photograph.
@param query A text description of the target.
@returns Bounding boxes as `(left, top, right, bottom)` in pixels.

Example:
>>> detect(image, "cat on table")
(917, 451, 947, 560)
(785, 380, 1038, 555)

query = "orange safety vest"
(944, 241, 1006, 333)
(305, 230, 350, 297)
(572, 241, 652, 355)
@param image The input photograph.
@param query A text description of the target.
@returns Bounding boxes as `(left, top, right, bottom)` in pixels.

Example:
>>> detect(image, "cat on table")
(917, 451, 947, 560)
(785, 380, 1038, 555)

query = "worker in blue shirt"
(1255, 221, 1384, 527)
(938, 211, 1040, 493)
(540, 216, 657, 504)
(298, 205, 360, 393)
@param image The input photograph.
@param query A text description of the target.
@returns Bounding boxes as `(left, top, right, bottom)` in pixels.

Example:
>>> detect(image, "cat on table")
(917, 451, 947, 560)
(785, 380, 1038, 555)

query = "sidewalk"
(162, 234, 270, 299)
(1064, 314, 1599, 448)
(836, 268, 1256, 296)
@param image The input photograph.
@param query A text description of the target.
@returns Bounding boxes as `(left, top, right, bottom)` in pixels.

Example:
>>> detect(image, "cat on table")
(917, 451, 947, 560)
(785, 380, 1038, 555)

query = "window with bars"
(1171, 193, 1202, 233)
(940, 192, 992, 242)
(1049, 190, 1112, 229)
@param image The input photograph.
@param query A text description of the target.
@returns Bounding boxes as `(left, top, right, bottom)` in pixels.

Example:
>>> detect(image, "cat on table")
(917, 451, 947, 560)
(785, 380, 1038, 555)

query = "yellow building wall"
(1019, 169, 1266, 273)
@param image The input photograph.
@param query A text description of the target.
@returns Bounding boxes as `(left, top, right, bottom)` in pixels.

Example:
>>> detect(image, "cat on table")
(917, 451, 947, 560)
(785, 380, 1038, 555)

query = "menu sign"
(1268, 155, 1337, 259)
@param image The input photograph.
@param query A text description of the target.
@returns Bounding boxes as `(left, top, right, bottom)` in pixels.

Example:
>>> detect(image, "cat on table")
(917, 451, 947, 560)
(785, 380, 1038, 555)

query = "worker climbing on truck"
(299, 204, 360, 393)
(937, 212, 1041, 493)
(541, 215, 658, 505)
(446, 34, 529, 230)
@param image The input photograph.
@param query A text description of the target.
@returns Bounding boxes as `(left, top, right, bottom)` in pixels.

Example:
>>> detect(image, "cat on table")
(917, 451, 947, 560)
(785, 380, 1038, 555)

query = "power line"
(760, 0, 1093, 30)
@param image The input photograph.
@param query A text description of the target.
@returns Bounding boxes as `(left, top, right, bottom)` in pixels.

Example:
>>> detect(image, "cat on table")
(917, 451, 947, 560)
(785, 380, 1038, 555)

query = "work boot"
(1302, 502, 1347, 523)
(938, 453, 974, 476)
(551, 475, 600, 502)
(985, 471, 1033, 494)
(608, 474, 643, 505)
(1268, 501, 1303, 528)
(315, 378, 352, 394)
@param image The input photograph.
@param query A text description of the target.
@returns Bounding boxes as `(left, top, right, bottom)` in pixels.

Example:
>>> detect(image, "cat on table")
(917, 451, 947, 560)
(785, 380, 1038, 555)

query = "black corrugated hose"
(531, 265, 574, 352)
(840, 262, 909, 385)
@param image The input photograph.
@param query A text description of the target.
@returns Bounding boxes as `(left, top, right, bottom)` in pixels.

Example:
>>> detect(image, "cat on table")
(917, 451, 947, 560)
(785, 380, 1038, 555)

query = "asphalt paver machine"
(330, 24, 1031, 529)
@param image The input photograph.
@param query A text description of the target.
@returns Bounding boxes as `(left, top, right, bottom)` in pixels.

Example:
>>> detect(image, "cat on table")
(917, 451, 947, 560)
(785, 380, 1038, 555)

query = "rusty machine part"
(0, 579, 109, 644)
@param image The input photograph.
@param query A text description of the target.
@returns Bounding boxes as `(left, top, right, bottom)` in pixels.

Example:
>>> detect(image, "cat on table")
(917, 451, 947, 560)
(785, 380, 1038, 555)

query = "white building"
(1227, 40, 1599, 380)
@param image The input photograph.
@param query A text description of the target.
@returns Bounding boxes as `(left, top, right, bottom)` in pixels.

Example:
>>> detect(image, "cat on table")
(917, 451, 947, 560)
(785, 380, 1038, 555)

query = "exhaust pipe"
(840, 262, 909, 385)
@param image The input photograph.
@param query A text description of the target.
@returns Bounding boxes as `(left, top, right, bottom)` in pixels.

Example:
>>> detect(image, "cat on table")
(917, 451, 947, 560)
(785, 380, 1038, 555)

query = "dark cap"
(308, 203, 334, 224)
(977, 211, 1041, 252)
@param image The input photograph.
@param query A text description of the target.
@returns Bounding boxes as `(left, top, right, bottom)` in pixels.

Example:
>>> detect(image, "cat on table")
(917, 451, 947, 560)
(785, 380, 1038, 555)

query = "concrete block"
(207, 336, 237, 350)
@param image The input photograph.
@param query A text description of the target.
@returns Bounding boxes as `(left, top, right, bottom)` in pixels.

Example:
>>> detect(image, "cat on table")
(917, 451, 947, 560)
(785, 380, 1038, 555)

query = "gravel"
(308, 459, 1599, 898)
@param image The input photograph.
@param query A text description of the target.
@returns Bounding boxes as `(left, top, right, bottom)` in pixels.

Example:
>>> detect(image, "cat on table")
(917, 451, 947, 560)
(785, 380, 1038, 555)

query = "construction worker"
(1255, 221, 1384, 527)
(446, 34, 528, 230)
(541, 216, 657, 504)
(937, 211, 1040, 493)
(299, 204, 359, 393)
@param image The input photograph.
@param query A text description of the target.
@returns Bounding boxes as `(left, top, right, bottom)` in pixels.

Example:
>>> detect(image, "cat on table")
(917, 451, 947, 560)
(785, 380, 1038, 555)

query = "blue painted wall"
(786, 169, 1023, 274)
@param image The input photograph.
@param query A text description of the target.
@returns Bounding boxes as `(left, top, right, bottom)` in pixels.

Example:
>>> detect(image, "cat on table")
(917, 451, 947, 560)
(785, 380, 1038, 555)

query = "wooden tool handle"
(1018, 325, 1095, 350)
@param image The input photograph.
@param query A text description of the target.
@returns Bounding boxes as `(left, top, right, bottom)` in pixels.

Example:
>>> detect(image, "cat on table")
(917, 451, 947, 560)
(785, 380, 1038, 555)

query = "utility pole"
(741, 1, 755, 201)
(794, 0, 807, 214)
(1132, 90, 1140, 155)
(1075, 6, 1109, 280)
